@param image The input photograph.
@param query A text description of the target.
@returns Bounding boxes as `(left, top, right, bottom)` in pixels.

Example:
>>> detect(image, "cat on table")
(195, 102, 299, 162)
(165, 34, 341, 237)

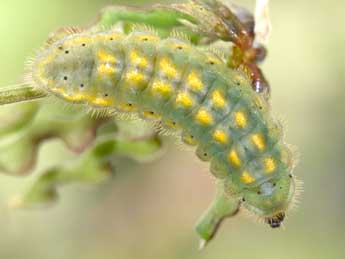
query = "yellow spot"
(119, 102, 137, 111)
(64, 93, 86, 102)
(125, 70, 144, 83)
(138, 35, 160, 42)
(228, 150, 241, 167)
(251, 133, 265, 151)
(64, 92, 89, 102)
(52, 88, 115, 106)
(195, 108, 213, 125)
(38, 53, 55, 85)
(108, 33, 122, 39)
(129, 51, 148, 67)
(97, 64, 115, 75)
(207, 56, 222, 65)
(183, 134, 197, 146)
(66, 37, 92, 45)
(95, 33, 122, 41)
(92, 98, 114, 106)
(213, 130, 228, 144)
(234, 111, 247, 128)
(187, 71, 203, 91)
(151, 81, 172, 96)
(170, 42, 190, 50)
(240, 170, 255, 184)
(212, 90, 226, 108)
(264, 157, 276, 174)
(97, 49, 117, 63)
(176, 92, 193, 107)
(165, 120, 180, 129)
(143, 111, 160, 120)
(160, 58, 177, 78)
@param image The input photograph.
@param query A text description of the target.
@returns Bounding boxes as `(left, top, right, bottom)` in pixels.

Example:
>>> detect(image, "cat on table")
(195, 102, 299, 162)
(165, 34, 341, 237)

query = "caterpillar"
(24, 24, 298, 241)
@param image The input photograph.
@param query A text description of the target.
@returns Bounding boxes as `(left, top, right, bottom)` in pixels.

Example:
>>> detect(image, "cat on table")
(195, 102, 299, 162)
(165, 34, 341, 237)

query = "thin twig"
(0, 84, 47, 105)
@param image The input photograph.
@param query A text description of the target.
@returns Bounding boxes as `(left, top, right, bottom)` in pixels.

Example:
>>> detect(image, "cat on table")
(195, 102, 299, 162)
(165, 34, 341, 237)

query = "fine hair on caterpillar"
(3, 1, 300, 244)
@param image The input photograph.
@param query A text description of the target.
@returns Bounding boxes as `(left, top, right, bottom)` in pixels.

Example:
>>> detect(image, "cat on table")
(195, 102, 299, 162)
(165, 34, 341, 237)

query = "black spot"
(82, 43, 86, 47)
(190, 135, 194, 139)
(257, 191, 261, 195)
(172, 121, 176, 125)
(65, 50, 69, 54)
(209, 61, 215, 65)
(104, 93, 109, 97)
(203, 153, 208, 157)
(58, 46, 63, 50)
(127, 103, 132, 107)
(177, 46, 183, 50)
(242, 197, 246, 202)
(289, 174, 293, 178)
(273, 183, 276, 187)
(236, 81, 241, 86)
(142, 37, 148, 41)
(110, 37, 114, 41)
(149, 111, 155, 115)
(63, 76, 68, 81)
(80, 84, 84, 88)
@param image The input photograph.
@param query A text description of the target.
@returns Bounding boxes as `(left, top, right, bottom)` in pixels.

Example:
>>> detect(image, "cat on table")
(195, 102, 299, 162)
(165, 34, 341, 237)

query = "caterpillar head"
(241, 173, 297, 228)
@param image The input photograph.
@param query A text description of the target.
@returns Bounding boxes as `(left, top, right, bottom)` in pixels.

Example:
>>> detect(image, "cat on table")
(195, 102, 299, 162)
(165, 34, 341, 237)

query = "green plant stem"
(195, 182, 240, 248)
(0, 85, 47, 106)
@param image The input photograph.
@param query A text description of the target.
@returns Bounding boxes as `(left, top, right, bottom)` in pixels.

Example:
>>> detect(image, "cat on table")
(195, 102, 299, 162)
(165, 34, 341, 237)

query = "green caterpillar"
(26, 25, 298, 243)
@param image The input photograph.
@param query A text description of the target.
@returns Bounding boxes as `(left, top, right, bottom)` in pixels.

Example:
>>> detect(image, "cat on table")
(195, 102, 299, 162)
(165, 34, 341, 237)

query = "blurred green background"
(0, 0, 345, 258)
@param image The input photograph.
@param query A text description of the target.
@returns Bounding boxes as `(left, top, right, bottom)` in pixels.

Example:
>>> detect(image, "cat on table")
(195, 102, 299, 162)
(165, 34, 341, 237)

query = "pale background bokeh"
(0, 0, 344, 258)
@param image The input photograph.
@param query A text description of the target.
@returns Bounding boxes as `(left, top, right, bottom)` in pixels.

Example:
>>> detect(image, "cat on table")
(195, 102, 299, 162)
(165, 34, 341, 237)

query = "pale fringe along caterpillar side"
(7, 0, 301, 248)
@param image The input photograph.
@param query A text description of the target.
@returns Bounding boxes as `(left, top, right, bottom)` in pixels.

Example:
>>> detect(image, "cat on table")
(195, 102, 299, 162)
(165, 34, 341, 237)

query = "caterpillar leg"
(195, 182, 240, 248)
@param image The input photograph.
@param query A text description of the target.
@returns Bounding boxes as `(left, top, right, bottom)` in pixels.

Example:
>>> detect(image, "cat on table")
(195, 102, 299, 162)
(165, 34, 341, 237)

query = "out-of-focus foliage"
(0, 0, 344, 258)
(0, 98, 163, 207)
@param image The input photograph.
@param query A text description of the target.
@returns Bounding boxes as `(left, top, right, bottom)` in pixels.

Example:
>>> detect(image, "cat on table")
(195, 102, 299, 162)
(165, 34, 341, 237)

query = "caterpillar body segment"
(29, 28, 296, 238)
